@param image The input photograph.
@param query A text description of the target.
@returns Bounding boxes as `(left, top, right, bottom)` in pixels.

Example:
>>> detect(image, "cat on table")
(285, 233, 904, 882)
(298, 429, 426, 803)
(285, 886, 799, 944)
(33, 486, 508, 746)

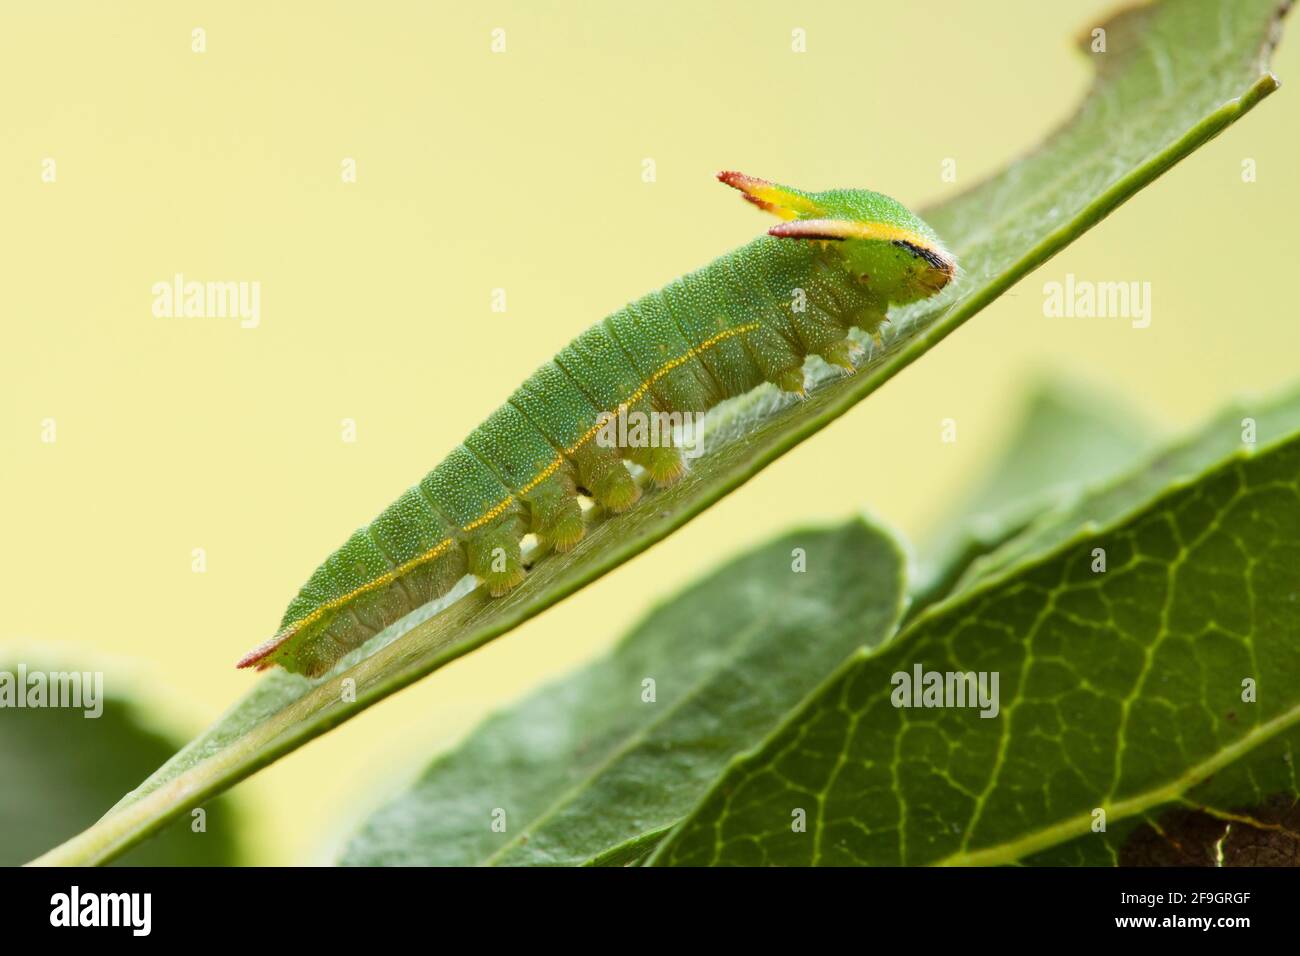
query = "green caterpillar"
(238, 172, 955, 676)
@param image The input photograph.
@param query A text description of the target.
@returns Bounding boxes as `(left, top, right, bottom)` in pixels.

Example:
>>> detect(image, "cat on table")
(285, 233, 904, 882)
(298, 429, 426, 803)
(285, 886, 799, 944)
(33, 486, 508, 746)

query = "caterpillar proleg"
(238, 172, 955, 676)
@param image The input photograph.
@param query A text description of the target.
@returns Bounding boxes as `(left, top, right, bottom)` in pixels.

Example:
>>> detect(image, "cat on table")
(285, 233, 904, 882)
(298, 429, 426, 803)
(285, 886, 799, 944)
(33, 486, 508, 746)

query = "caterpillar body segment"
(464, 404, 584, 554)
(510, 364, 643, 513)
(657, 279, 764, 401)
(239, 172, 956, 676)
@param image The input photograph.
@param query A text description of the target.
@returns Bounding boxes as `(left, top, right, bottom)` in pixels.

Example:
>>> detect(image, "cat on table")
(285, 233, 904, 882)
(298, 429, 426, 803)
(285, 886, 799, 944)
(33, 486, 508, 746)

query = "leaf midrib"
(935, 698, 1300, 866)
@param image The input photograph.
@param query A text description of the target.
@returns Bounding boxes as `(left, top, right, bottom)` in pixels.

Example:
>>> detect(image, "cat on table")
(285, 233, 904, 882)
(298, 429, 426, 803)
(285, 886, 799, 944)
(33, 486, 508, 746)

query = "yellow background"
(3, 1, 1297, 864)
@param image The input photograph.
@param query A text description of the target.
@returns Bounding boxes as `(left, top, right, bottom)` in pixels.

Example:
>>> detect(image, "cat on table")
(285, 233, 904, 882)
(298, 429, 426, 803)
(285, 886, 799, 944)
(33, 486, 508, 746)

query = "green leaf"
(339, 517, 906, 866)
(0, 655, 246, 866)
(910, 378, 1154, 617)
(958, 385, 1300, 595)
(650, 420, 1300, 866)
(32, 0, 1288, 866)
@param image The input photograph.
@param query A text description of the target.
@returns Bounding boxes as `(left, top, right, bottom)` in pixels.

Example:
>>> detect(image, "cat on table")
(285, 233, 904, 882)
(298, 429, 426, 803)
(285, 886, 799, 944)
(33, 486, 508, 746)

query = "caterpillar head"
(717, 171, 956, 305)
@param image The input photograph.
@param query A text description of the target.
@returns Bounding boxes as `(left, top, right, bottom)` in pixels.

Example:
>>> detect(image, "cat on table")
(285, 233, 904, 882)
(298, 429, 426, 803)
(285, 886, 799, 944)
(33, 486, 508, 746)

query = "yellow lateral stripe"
(770, 218, 947, 258)
(517, 453, 564, 494)
(563, 322, 764, 454)
(273, 321, 762, 647)
(849, 221, 939, 249)
(460, 494, 518, 531)
(463, 322, 760, 532)
(269, 537, 457, 648)
(625, 322, 763, 411)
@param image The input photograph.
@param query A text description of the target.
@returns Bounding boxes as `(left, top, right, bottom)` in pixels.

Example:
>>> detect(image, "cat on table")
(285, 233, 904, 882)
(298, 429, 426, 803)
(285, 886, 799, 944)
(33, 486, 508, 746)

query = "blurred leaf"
(957, 385, 1300, 594)
(33, 0, 1288, 865)
(339, 518, 905, 866)
(0, 657, 245, 866)
(651, 415, 1300, 866)
(911, 378, 1154, 616)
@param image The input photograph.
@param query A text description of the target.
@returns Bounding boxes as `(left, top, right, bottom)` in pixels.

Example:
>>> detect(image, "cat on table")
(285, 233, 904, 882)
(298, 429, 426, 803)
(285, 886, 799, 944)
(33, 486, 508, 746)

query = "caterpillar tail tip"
(236, 632, 290, 670)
